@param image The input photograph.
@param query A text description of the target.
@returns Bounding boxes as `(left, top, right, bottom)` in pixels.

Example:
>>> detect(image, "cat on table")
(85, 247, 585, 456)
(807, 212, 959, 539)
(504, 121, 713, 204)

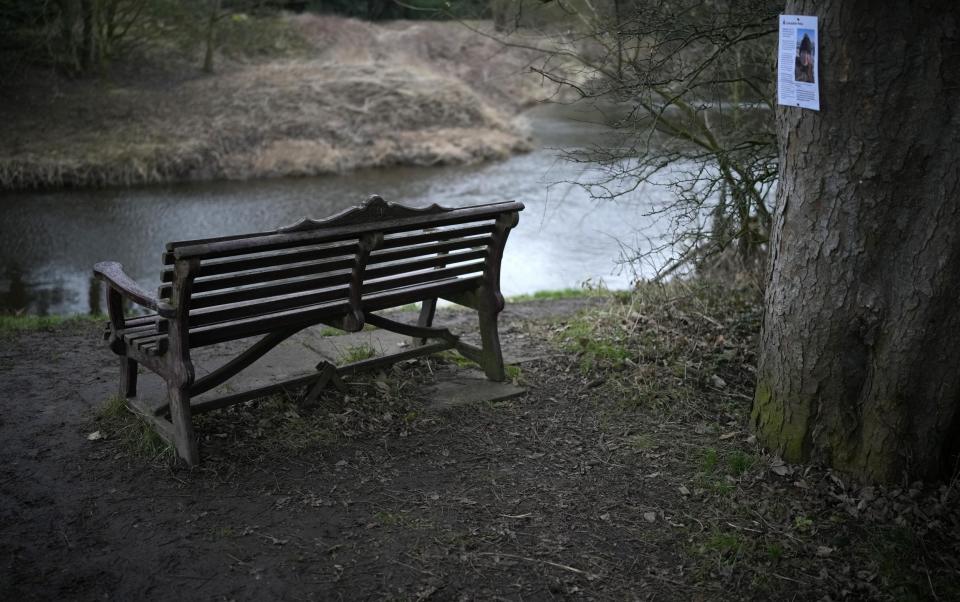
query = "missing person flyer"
(778, 15, 820, 110)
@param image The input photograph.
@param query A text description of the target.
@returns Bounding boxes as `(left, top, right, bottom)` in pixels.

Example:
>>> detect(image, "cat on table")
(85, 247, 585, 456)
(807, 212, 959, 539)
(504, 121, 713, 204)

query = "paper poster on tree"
(778, 15, 820, 110)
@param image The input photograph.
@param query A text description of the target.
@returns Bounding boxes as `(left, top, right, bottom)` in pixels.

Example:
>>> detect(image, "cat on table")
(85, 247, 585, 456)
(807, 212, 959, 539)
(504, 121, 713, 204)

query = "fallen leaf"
(711, 375, 727, 388)
(87, 430, 104, 441)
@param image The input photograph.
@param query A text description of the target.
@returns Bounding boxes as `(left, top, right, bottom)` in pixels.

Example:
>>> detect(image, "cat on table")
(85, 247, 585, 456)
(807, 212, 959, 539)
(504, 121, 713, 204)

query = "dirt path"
(3, 293, 958, 601)
(5, 298, 682, 600)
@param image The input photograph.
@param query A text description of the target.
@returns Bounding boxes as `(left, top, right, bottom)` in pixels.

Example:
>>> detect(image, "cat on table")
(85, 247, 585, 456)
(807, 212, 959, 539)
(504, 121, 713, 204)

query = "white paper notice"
(778, 15, 820, 111)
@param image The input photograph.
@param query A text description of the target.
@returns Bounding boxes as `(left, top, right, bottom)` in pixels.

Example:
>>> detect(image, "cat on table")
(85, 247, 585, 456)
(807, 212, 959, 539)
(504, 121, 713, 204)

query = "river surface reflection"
(0, 104, 667, 315)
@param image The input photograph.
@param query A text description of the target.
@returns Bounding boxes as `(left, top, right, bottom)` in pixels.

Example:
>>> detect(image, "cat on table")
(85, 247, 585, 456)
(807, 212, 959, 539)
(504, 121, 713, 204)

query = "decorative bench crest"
(279, 195, 456, 232)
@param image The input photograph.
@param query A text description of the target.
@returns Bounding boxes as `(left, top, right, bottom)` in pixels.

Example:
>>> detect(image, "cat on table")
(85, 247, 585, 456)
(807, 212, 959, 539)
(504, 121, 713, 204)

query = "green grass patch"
(508, 287, 598, 303)
(626, 433, 657, 451)
(704, 531, 744, 557)
(438, 350, 480, 369)
(728, 450, 756, 476)
(700, 447, 719, 473)
(764, 543, 784, 563)
(98, 395, 129, 421)
(339, 344, 378, 363)
(792, 515, 814, 534)
(210, 526, 236, 539)
(372, 509, 431, 529)
(374, 511, 403, 526)
(384, 303, 423, 313)
(557, 313, 632, 373)
(193, 393, 337, 457)
(855, 524, 960, 601)
(318, 323, 378, 337)
(95, 396, 174, 461)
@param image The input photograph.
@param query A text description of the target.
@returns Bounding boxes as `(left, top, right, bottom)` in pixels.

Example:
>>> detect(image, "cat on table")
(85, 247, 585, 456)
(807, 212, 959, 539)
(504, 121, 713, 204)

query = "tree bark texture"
(754, 0, 960, 481)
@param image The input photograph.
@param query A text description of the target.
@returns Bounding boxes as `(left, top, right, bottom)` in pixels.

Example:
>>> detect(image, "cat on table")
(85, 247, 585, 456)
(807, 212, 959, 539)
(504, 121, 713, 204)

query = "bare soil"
(1, 292, 958, 601)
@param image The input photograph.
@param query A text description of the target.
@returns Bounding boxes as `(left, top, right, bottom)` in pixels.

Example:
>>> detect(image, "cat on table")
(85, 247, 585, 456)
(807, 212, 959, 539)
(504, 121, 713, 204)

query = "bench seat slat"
(124, 323, 161, 337)
(127, 329, 160, 343)
(123, 315, 158, 327)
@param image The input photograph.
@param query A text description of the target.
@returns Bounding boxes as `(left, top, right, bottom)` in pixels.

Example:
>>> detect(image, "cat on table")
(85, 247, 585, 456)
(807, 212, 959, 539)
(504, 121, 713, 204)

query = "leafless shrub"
(485, 0, 781, 279)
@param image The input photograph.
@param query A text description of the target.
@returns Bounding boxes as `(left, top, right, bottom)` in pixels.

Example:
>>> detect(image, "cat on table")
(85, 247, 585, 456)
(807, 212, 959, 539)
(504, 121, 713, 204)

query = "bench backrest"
(157, 196, 523, 347)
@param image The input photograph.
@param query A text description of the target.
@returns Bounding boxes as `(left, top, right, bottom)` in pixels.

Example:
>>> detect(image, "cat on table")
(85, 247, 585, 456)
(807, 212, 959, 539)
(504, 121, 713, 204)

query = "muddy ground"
(2, 293, 958, 601)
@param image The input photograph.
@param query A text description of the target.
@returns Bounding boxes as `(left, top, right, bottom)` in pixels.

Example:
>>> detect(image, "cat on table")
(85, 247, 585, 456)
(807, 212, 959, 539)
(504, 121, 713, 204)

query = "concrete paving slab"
(420, 368, 526, 409)
(128, 322, 530, 415)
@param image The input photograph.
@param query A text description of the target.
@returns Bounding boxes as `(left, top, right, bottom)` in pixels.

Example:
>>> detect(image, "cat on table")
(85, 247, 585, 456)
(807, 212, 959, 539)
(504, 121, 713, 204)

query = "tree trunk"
(56, 0, 80, 72)
(753, 0, 960, 482)
(491, 0, 510, 32)
(203, 0, 221, 74)
(366, 0, 390, 21)
(79, 0, 94, 71)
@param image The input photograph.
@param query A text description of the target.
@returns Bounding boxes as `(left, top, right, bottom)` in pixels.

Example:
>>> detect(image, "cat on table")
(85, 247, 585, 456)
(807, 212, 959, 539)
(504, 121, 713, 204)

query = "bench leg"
(119, 357, 138, 398)
(168, 384, 199, 467)
(478, 309, 506, 382)
(304, 361, 348, 405)
(414, 298, 438, 347)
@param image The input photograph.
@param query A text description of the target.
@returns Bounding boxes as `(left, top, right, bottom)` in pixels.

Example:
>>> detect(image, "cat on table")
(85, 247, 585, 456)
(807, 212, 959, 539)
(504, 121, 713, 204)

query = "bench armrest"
(94, 262, 176, 318)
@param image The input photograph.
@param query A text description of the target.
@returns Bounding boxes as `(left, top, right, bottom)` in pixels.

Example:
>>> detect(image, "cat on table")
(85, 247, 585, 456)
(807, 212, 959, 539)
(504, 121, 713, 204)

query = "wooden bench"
(94, 195, 523, 466)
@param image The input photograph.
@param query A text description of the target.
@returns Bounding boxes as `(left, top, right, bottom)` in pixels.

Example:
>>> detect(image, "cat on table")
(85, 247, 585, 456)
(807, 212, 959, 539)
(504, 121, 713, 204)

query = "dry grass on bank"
(0, 16, 544, 191)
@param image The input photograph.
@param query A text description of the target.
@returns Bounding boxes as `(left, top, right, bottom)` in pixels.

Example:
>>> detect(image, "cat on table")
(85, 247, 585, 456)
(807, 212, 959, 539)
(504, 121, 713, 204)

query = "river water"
(0, 104, 667, 315)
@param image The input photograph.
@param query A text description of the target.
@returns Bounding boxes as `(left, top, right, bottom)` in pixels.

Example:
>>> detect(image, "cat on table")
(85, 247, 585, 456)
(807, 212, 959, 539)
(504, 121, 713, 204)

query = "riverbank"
(0, 16, 545, 191)
(2, 287, 957, 600)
